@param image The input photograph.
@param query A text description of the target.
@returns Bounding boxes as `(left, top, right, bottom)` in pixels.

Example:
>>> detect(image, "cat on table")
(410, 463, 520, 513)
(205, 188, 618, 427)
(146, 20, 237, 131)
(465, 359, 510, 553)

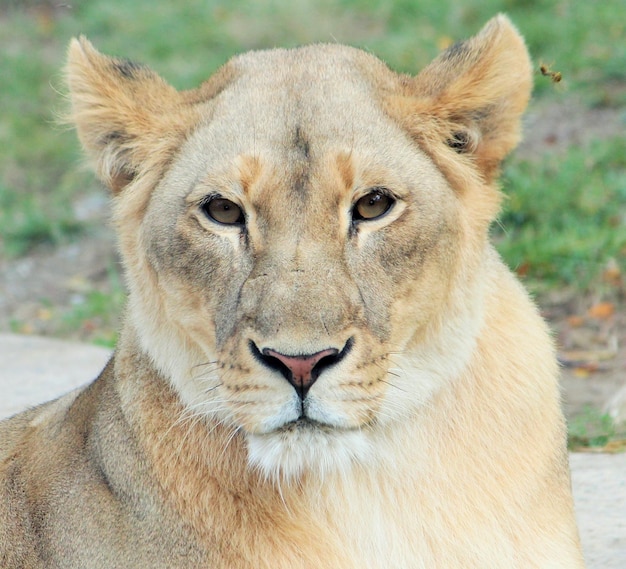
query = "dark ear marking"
(110, 168, 137, 193)
(100, 130, 126, 145)
(446, 129, 478, 154)
(112, 58, 146, 79)
(447, 131, 470, 152)
(440, 40, 470, 62)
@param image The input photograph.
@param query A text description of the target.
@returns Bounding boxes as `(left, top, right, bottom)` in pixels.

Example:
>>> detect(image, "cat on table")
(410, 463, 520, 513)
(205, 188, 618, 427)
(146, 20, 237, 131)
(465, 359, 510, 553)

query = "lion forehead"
(189, 46, 400, 151)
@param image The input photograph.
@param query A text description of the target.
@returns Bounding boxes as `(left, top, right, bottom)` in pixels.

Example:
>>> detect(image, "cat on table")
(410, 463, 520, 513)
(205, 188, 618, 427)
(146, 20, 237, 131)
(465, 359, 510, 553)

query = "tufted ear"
(66, 37, 197, 194)
(388, 15, 532, 184)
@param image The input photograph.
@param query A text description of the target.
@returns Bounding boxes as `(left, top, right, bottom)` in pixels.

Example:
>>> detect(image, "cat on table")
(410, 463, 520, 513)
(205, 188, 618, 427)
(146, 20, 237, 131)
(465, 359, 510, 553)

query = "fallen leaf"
(566, 315, 585, 328)
(66, 275, 91, 293)
(18, 323, 34, 335)
(559, 349, 617, 363)
(587, 302, 615, 319)
(602, 440, 626, 453)
(572, 439, 626, 454)
(515, 262, 530, 277)
(602, 258, 622, 286)
(37, 308, 53, 321)
(82, 320, 97, 333)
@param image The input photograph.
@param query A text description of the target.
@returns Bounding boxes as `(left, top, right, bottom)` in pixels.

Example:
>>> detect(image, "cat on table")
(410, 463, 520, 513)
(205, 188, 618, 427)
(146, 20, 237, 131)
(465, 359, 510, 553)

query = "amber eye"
(353, 189, 394, 222)
(202, 197, 244, 226)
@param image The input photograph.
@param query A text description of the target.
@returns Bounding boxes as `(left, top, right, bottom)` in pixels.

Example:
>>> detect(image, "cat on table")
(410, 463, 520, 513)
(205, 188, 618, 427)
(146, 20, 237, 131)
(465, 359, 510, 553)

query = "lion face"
(137, 48, 474, 479)
(67, 19, 530, 479)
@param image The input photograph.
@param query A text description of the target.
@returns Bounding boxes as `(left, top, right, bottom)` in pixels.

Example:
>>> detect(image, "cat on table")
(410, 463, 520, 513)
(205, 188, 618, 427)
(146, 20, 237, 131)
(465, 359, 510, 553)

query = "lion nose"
(251, 340, 352, 399)
(261, 347, 339, 399)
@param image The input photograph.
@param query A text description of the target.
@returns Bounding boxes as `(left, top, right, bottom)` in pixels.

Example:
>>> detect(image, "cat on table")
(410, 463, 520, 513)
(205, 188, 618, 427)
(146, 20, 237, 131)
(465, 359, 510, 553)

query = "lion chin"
(246, 421, 374, 482)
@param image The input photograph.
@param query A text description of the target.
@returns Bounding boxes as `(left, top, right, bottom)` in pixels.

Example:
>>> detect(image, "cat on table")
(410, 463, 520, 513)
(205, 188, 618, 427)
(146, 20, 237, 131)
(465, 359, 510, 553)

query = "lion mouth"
(278, 417, 333, 433)
(275, 416, 362, 435)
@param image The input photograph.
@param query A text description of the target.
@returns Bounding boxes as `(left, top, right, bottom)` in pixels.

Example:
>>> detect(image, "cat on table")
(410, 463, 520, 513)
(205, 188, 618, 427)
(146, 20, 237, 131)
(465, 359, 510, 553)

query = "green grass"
(496, 136, 626, 289)
(568, 406, 626, 451)
(0, 0, 625, 340)
(61, 287, 125, 348)
(0, 180, 86, 257)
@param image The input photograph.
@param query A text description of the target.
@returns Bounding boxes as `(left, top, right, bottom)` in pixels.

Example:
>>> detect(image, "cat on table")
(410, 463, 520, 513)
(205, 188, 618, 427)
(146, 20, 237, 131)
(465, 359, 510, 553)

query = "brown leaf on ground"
(566, 315, 585, 328)
(587, 302, 615, 320)
(559, 349, 617, 364)
(602, 258, 622, 286)
(571, 439, 626, 454)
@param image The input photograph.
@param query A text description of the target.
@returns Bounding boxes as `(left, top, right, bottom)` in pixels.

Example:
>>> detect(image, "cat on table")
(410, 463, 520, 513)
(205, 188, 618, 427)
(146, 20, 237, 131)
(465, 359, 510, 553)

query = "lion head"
(67, 15, 531, 480)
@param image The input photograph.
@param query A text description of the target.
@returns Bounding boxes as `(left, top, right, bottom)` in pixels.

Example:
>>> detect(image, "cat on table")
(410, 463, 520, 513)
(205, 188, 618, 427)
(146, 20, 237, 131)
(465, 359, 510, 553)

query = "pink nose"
(261, 347, 340, 399)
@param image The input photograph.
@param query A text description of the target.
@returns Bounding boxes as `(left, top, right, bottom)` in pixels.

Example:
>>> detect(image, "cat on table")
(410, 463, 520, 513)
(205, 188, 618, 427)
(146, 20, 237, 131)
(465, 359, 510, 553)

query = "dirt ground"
(0, 98, 624, 425)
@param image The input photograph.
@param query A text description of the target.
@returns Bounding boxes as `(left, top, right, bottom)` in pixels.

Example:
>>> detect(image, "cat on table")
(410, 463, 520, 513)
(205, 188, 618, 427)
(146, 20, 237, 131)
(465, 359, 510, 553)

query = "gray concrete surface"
(0, 333, 111, 418)
(1, 333, 624, 567)
(571, 452, 626, 568)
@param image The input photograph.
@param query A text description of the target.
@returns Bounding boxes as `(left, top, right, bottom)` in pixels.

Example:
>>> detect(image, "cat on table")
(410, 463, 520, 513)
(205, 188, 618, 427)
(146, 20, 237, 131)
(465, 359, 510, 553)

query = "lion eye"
(353, 189, 394, 222)
(202, 197, 244, 226)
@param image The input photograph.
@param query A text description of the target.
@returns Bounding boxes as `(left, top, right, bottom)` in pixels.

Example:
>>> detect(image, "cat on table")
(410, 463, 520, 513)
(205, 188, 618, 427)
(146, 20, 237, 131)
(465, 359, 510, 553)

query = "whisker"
(380, 378, 406, 392)
(155, 390, 231, 447)
(219, 425, 243, 462)
(192, 370, 222, 382)
(191, 360, 220, 370)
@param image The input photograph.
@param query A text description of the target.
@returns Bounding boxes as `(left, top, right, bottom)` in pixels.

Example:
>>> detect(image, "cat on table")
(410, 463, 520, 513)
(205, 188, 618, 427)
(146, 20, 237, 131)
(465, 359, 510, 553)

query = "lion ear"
(390, 15, 532, 182)
(66, 37, 194, 194)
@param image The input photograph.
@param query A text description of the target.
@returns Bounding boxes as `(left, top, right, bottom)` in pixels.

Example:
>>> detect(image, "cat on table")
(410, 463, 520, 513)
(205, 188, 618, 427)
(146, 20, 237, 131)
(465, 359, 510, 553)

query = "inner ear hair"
(446, 127, 479, 154)
(110, 168, 137, 193)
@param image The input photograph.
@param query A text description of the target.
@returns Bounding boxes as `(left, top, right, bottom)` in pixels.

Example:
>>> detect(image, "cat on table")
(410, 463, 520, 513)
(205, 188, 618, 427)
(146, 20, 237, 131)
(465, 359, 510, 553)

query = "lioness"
(0, 15, 585, 568)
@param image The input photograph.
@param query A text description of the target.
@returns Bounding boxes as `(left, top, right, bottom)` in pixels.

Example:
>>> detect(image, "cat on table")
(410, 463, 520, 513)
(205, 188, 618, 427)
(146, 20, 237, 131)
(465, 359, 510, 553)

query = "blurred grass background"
(1, 0, 625, 340)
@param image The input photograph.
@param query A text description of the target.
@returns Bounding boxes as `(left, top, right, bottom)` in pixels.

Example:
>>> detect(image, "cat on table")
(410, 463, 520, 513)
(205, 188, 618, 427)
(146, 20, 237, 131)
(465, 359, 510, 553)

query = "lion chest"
(187, 474, 433, 569)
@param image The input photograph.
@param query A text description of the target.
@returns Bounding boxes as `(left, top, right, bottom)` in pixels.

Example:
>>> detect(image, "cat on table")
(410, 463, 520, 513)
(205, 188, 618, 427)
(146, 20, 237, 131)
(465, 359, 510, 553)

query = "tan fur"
(0, 15, 585, 567)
